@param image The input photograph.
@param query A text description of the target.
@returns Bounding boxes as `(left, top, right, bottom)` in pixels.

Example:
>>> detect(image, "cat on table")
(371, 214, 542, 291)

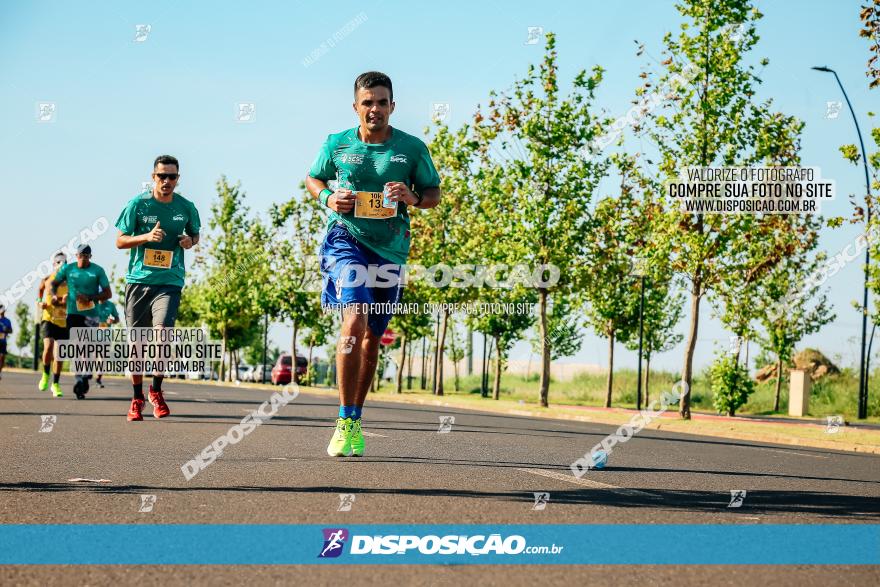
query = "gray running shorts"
(125, 284, 182, 328)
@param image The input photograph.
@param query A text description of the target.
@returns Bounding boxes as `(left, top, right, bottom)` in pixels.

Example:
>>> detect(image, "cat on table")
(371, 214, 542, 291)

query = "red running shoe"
(148, 386, 171, 419)
(127, 398, 145, 421)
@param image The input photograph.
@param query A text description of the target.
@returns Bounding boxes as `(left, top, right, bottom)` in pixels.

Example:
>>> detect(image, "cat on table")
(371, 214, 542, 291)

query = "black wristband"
(414, 191, 423, 206)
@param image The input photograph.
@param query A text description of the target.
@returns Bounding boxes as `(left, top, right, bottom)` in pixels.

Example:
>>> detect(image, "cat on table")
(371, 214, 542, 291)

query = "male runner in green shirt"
(51, 244, 112, 399)
(305, 71, 441, 457)
(115, 155, 200, 421)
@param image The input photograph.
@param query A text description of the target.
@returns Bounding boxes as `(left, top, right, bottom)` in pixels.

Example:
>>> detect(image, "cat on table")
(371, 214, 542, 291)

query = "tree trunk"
(604, 328, 615, 408)
(436, 311, 448, 396)
(645, 354, 651, 406)
(396, 333, 407, 394)
(773, 356, 783, 412)
(307, 343, 314, 386)
(453, 346, 460, 393)
(376, 347, 383, 391)
(406, 341, 413, 389)
(420, 337, 427, 390)
(680, 275, 702, 419)
(466, 326, 473, 376)
(538, 288, 550, 407)
(431, 314, 440, 394)
(220, 327, 228, 382)
(481, 333, 488, 397)
(493, 335, 503, 400)
(291, 319, 298, 365)
(744, 337, 750, 373)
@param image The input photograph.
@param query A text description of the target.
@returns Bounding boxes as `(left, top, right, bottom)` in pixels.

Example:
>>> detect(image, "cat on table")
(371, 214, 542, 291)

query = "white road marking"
(751, 448, 828, 459)
(361, 431, 387, 438)
(517, 467, 655, 497)
(193, 398, 209, 403)
(268, 457, 287, 461)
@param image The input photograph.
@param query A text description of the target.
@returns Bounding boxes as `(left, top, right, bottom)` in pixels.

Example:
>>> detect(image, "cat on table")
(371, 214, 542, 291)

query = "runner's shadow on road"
(0, 481, 877, 519)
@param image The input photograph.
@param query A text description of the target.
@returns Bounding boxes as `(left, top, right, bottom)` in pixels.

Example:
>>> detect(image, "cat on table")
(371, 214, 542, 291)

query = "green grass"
(415, 366, 880, 420)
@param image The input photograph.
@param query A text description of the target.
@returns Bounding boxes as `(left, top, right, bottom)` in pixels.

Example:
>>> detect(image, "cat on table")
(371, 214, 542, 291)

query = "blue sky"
(0, 0, 875, 374)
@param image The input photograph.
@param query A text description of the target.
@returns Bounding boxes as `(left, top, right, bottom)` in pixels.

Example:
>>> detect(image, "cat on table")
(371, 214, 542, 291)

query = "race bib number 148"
(144, 248, 173, 269)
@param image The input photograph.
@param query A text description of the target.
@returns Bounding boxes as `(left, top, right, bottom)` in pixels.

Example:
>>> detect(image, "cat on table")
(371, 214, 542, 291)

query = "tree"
(468, 289, 536, 400)
(414, 123, 481, 397)
(711, 111, 811, 370)
(580, 182, 643, 407)
(14, 302, 32, 364)
(445, 316, 466, 392)
(301, 310, 335, 385)
(861, 1, 880, 89)
(475, 31, 611, 407)
(269, 188, 328, 366)
(389, 282, 433, 394)
(756, 247, 835, 411)
(639, 0, 803, 418)
(529, 295, 586, 367)
(193, 176, 266, 381)
(623, 274, 684, 406)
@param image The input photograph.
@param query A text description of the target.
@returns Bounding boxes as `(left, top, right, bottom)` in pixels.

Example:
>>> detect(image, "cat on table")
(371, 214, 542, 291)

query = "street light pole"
(631, 256, 648, 411)
(812, 66, 873, 419)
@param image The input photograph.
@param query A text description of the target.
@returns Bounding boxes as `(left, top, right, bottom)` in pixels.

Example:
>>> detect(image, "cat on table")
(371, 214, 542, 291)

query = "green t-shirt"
(308, 127, 440, 264)
(96, 300, 120, 325)
(54, 262, 110, 317)
(115, 192, 201, 288)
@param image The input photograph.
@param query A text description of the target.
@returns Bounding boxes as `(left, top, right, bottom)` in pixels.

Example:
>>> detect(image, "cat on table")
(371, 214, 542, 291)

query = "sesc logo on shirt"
(390, 154, 407, 164)
(339, 153, 364, 165)
(172, 214, 186, 222)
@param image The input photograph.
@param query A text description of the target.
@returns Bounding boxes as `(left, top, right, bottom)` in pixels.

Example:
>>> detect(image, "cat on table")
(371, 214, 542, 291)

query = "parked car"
(188, 367, 218, 380)
(236, 365, 254, 382)
(252, 364, 272, 384)
(271, 354, 307, 385)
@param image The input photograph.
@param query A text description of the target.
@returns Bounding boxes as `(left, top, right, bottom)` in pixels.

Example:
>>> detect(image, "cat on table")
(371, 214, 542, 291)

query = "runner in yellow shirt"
(37, 252, 69, 397)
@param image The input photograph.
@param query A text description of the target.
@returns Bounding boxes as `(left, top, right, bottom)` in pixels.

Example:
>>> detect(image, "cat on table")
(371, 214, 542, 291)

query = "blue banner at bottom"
(0, 524, 877, 565)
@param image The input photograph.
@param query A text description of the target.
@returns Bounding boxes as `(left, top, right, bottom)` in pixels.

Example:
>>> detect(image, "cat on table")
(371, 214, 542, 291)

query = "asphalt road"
(1, 370, 878, 585)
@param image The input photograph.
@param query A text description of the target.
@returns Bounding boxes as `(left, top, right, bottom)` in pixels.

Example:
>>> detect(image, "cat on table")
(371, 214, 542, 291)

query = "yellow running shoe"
(38, 372, 50, 391)
(350, 419, 365, 457)
(51, 382, 63, 397)
(326, 417, 353, 457)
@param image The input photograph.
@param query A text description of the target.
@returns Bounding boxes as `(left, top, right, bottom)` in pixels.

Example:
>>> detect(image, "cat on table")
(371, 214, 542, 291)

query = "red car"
(271, 354, 307, 385)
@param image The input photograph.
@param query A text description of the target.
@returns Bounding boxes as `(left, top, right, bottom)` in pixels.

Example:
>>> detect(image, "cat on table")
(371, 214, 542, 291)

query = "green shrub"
(709, 353, 755, 416)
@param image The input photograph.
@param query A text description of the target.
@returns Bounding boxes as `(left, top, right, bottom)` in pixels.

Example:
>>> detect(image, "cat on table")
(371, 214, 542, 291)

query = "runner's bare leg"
(354, 326, 381, 407)
(338, 304, 367, 406)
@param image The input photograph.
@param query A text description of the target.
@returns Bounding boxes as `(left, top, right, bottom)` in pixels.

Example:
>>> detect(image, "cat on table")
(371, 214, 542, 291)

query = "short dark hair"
(354, 71, 393, 102)
(154, 154, 179, 170)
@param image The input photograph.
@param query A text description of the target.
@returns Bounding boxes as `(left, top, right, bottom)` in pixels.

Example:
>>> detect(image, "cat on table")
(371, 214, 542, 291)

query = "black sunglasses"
(155, 173, 179, 181)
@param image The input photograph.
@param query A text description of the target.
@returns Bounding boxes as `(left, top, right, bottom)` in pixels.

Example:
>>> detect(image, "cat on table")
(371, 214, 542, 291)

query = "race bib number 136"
(354, 191, 397, 219)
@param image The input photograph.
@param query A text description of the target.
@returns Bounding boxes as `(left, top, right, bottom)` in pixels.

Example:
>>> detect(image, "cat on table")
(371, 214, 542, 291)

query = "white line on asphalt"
(750, 448, 828, 459)
(517, 468, 655, 497)
(362, 431, 387, 438)
(194, 398, 209, 402)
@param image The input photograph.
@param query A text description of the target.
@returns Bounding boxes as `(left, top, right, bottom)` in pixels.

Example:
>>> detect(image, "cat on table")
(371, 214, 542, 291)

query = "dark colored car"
(271, 354, 308, 385)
